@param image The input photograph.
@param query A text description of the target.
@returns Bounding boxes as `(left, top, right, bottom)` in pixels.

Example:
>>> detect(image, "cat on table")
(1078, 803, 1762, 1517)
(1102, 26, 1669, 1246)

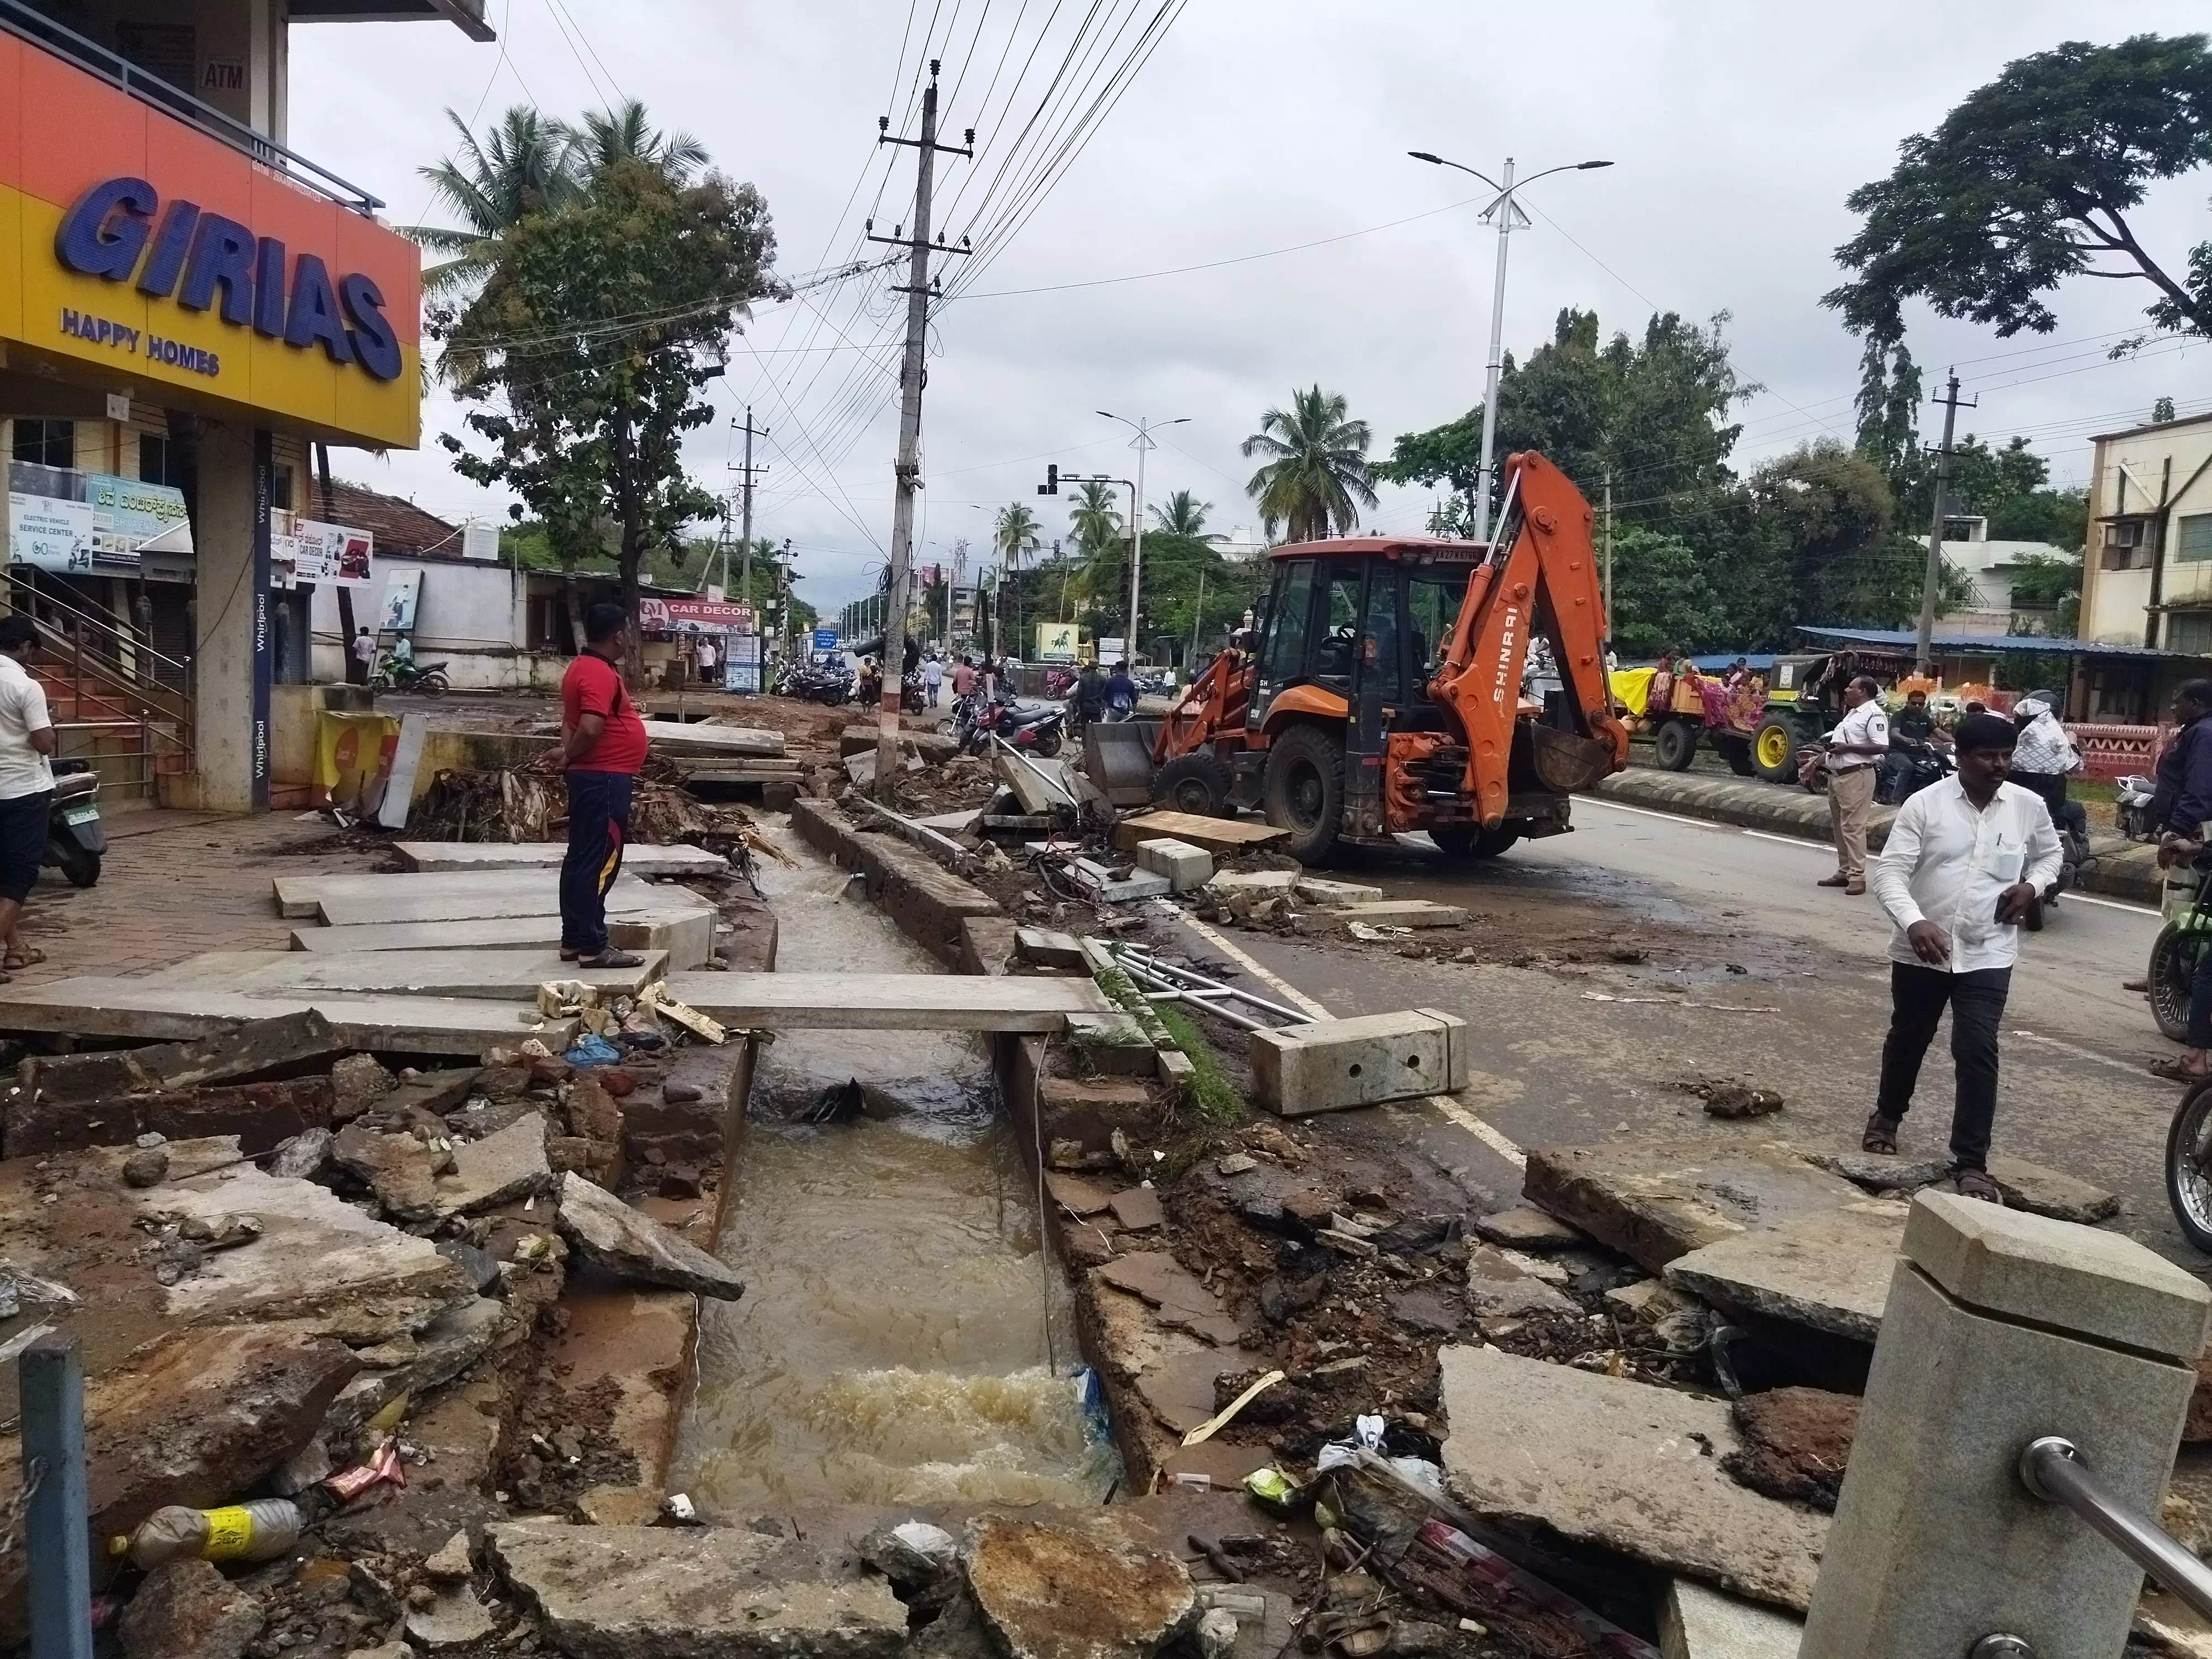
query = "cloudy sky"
(290, 1, 2212, 613)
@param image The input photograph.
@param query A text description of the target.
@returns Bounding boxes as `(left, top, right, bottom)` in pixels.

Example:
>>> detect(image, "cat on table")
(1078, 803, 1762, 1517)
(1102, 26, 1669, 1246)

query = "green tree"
(1241, 386, 1378, 542)
(440, 132, 778, 676)
(1151, 489, 1219, 539)
(1608, 526, 1731, 658)
(1827, 34, 2212, 356)
(1734, 440, 1920, 644)
(406, 106, 581, 297)
(566, 100, 710, 179)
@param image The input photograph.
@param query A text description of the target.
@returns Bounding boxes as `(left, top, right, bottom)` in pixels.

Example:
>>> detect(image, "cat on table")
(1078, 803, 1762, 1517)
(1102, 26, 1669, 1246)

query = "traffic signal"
(1038, 463, 1058, 496)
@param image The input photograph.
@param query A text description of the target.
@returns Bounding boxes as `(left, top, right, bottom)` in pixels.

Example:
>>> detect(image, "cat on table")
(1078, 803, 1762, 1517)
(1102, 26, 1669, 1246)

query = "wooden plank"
(288, 908, 716, 969)
(138, 949, 667, 1000)
(312, 874, 684, 928)
(0, 979, 573, 1055)
(1110, 810, 1288, 855)
(638, 720, 785, 758)
(392, 842, 728, 876)
(658, 971, 1115, 1033)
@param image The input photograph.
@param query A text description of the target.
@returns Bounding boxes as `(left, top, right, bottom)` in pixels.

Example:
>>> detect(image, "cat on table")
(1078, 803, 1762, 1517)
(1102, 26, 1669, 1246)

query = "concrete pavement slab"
(658, 970, 1116, 1032)
(393, 842, 729, 876)
(1660, 1579, 1802, 1659)
(1661, 1199, 1911, 1344)
(140, 948, 667, 1000)
(0, 978, 571, 1054)
(290, 906, 716, 969)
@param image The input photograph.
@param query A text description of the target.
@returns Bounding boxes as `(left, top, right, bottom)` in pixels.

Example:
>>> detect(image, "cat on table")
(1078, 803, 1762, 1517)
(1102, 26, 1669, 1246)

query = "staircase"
(11, 577, 192, 801)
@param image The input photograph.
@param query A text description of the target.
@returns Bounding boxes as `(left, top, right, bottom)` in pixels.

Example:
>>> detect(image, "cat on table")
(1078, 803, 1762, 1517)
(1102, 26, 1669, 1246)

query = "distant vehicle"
(372, 655, 450, 696)
(1749, 648, 1916, 784)
(1613, 661, 1761, 775)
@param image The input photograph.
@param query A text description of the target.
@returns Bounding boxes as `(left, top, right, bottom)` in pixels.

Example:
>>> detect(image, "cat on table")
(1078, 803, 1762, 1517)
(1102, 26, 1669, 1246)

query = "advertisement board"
(1035, 621, 1083, 664)
(8, 493, 95, 572)
(379, 568, 422, 632)
(812, 628, 839, 653)
(85, 472, 190, 559)
(291, 520, 374, 586)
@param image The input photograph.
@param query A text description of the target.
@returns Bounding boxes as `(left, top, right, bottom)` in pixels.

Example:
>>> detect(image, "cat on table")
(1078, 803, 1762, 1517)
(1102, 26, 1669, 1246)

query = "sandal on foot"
(580, 949, 644, 969)
(1953, 1167, 2004, 1203)
(3, 947, 44, 971)
(1862, 1113, 1901, 1155)
(2150, 1056, 2212, 1083)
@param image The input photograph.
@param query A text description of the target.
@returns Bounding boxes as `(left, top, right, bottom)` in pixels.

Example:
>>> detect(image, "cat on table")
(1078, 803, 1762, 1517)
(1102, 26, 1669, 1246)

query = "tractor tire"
(1716, 736, 1756, 777)
(1154, 753, 1235, 818)
(1752, 717, 1802, 784)
(1652, 719, 1699, 771)
(1262, 726, 1345, 865)
(1435, 824, 1521, 859)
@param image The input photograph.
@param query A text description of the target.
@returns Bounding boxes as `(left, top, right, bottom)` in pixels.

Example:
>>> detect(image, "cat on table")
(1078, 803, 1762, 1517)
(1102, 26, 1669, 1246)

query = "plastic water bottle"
(111, 1500, 302, 1569)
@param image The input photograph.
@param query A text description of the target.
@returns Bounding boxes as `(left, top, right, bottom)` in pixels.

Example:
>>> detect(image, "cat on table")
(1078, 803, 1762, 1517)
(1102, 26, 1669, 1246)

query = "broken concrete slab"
(1109, 1187, 1165, 1230)
(1111, 811, 1287, 857)
(273, 864, 647, 920)
(998, 750, 1082, 814)
(554, 1172, 744, 1299)
(333, 1122, 442, 1221)
(329, 1293, 512, 1434)
(8, 1076, 335, 1159)
(0, 980, 570, 1056)
(1045, 1172, 1115, 1217)
(964, 1516, 1194, 1659)
(1463, 1244, 1578, 1320)
(293, 906, 716, 971)
(658, 970, 1115, 1032)
(1983, 1154, 2122, 1224)
(435, 1110, 551, 1217)
(294, 870, 682, 928)
(407, 1588, 498, 1651)
(11, 1009, 343, 1111)
(1660, 1579, 1802, 1659)
(394, 841, 729, 877)
(143, 948, 667, 1001)
(1804, 1150, 1951, 1193)
(1662, 1200, 1909, 1345)
(638, 719, 787, 758)
(1133, 837, 1213, 892)
(1470, 1204, 1590, 1252)
(1437, 1343, 1827, 1613)
(1093, 1252, 1237, 1345)
(1313, 900, 1469, 929)
(117, 1554, 267, 1659)
(1016, 927, 1088, 969)
(1293, 875, 1385, 905)
(1523, 1140, 1867, 1273)
(489, 1519, 905, 1659)
(1249, 1009, 1469, 1115)
(1206, 869, 1296, 898)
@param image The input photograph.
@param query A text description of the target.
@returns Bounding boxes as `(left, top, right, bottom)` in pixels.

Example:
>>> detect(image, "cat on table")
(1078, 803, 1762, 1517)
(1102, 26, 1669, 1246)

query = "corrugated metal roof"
(1796, 625, 2199, 661)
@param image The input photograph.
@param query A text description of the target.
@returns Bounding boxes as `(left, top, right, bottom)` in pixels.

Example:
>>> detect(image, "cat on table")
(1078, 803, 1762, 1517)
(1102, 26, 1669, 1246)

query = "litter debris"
(113, 1499, 303, 1569)
(1679, 1078, 1786, 1119)
(1181, 1369, 1285, 1447)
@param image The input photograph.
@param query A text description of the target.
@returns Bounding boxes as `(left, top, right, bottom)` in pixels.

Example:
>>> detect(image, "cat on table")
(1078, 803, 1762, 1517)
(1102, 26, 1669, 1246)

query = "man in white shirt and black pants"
(0, 615, 57, 980)
(1820, 675, 1890, 895)
(1865, 712, 2063, 1202)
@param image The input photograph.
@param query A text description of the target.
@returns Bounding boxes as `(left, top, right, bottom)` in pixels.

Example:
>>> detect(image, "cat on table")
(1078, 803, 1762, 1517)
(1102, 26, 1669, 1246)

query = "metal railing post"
(2018, 1437, 2212, 1619)
(21, 1332, 92, 1659)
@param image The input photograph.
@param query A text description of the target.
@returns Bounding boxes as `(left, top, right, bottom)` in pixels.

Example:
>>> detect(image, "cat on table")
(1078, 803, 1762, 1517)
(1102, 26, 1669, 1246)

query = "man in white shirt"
(349, 626, 375, 686)
(0, 615, 57, 980)
(1820, 675, 1890, 895)
(1865, 712, 2063, 1201)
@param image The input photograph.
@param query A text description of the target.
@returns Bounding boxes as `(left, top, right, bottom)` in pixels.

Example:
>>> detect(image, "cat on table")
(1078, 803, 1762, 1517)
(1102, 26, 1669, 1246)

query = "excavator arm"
(1430, 451, 1630, 827)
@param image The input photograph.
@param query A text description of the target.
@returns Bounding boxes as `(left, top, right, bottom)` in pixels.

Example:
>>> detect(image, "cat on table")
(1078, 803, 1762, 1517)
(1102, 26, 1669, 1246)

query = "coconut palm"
(405, 106, 581, 296)
(568, 98, 711, 184)
(1150, 489, 1219, 540)
(1067, 482, 1124, 562)
(1241, 386, 1378, 544)
(994, 502, 1042, 578)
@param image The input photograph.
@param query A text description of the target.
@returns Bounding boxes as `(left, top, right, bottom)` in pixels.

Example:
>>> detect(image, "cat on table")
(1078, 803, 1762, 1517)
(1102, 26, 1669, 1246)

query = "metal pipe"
(1114, 946, 1307, 1023)
(1116, 957, 1266, 1032)
(2018, 1436, 2212, 1620)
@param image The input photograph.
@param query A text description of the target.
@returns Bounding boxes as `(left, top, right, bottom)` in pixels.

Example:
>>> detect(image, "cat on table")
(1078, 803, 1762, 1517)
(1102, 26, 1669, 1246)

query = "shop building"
(2, 0, 486, 808)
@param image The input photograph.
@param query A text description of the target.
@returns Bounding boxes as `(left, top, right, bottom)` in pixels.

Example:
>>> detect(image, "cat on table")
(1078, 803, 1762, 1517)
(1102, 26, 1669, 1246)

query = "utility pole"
(1915, 372, 1976, 676)
(730, 406, 767, 606)
(867, 66, 973, 790)
(1097, 413, 1189, 664)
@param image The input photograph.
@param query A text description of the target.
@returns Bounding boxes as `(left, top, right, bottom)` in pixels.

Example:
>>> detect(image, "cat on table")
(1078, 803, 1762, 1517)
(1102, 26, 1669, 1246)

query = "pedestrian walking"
(924, 653, 944, 707)
(951, 655, 977, 701)
(541, 603, 649, 969)
(1819, 675, 1890, 895)
(0, 615, 56, 982)
(1864, 712, 2062, 1199)
(348, 625, 375, 686)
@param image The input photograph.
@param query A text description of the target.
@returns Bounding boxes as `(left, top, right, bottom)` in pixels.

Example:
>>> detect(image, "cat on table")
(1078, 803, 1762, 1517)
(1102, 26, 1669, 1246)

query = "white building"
(1924, 515, 2072, 635)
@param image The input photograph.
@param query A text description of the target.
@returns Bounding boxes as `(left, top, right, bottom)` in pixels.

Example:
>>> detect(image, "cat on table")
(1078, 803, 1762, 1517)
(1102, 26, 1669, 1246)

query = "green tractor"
(1747, 648, 1917, 785)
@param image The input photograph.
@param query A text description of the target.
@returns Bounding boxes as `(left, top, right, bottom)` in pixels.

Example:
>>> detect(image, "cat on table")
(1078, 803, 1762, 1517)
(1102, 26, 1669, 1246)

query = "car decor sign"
(0, 31, 421, 449)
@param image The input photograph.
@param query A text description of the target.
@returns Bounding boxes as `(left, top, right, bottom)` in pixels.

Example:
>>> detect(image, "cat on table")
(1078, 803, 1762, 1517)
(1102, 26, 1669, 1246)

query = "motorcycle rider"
(2148, 680, 2212, 1081)
(1104, 659, 1139, 723)
(1882, 687, 1937, 800)
(2009, 692, 2082, 831)
(1072, 660, 1107, 730)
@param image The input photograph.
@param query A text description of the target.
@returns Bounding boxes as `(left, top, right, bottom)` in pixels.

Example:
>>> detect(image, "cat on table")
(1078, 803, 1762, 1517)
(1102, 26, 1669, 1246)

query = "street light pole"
(1098, 413, 1189, 663)
(1407, 151, 1613, 541)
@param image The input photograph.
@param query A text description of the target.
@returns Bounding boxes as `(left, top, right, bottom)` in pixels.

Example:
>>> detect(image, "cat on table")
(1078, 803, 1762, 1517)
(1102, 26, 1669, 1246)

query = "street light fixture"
(1409, 150, 1613, 540)
(1096, 412, 1190, 663)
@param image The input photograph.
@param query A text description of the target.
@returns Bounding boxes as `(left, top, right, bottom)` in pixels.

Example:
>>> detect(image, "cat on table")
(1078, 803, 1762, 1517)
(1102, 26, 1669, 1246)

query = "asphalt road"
(1170, 795, 2204, 1271)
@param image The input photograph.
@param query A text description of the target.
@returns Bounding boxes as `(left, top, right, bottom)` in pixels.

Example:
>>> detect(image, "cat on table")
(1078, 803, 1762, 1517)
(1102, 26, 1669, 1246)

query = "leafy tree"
(440, 131, 777, 676)
(2156, 395, 2180, 422)
(1608, 526, 1731, 658)
(405, 106, 580, 296)
(1827, 34, 2212, 356)
(1151, 489, 1219, 539)
(566, 100, 710, 179)
(1734, 440, 1924, 644)
(1242, 386, 1378, 542)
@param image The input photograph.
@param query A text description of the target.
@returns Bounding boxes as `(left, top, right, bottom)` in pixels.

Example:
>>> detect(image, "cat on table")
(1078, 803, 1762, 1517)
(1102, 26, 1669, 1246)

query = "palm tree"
(1067, 481, 1124, 561)
(568, 99, 711, 184)
(405, 106, 581, 295)
(1150, 489, 1220, 540)
(993, 502, 1042, 579)
(1241, 385, 1378, 543)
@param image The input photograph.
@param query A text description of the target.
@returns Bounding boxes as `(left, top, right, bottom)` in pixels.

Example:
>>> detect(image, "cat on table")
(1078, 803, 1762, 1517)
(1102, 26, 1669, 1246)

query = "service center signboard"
(0, 33, 422, 450)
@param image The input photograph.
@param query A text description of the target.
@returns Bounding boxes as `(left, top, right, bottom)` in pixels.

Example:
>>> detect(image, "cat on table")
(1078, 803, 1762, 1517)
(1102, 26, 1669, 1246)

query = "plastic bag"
(112, 1500, 301, 1569)
(565, 1034, 623, 1066)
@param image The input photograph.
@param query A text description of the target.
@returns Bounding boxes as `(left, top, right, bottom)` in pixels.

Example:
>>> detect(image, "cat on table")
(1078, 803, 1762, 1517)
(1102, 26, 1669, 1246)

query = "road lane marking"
(1583, 798, 1726, 830)
(1740, 829, 1826, 851)
(1178, 914, 1527, 1167)
(2009, 1027, 2162, 1079)
(2063, 893, 2159, 917)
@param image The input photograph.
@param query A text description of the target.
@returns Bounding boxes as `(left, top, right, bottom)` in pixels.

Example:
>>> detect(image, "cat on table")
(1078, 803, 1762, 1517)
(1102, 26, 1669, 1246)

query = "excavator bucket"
(1082, 721, 1160, 807)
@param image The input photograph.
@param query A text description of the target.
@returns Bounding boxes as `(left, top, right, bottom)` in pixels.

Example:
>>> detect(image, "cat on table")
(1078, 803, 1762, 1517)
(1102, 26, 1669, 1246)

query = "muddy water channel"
(671, 820, 1116, 1513)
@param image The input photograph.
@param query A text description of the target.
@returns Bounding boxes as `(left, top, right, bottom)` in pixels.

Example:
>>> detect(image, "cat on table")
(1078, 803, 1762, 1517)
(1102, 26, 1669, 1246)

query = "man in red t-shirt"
(544, 603, 650, 967)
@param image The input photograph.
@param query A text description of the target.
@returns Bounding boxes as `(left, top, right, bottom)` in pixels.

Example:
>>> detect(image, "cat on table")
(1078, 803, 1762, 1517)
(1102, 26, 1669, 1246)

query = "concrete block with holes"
(1133, 837, 1214, 891)
(1248, 1008, 1469, 1116)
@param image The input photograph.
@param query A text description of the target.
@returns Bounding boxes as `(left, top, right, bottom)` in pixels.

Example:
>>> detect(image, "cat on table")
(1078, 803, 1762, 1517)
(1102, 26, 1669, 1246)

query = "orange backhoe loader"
(1113, 450, 1627, 864)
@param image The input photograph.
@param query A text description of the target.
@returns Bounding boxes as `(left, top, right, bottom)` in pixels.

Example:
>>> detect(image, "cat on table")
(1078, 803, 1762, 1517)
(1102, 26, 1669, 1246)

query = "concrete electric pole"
(1914, 372, 1976, 677)
(867, 66, 973, 791)
(730, 406, 767, 607)
(1097, 413, 1188, 665)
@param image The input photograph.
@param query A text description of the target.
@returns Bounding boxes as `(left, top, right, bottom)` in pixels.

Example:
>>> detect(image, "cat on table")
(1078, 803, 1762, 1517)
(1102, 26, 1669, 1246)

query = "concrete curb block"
(788, 797, 1004, 969)
(1597, 767, 2164, 906)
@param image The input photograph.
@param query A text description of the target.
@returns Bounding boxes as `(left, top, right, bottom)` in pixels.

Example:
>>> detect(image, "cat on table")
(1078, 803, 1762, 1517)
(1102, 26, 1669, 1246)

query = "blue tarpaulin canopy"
(1794, 625, 2195, 661)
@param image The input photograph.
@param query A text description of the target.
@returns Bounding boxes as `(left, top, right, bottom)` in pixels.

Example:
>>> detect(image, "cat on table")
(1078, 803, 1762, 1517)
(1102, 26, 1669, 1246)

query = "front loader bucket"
(1083, 721, 1159, 807)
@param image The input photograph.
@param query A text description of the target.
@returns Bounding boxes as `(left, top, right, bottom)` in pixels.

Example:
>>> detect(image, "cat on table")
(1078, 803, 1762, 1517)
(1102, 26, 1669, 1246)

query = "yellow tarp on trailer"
(1609, 666, 1656, 717)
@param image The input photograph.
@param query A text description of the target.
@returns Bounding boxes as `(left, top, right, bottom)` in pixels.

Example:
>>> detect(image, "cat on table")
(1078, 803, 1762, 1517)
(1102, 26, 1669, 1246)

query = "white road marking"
(2008, 1027, 2161, 1079)
(2062, 892, 2159, 918)
(1740, 828, 1826, 851)
(1177, 914, 1528, 1167)
(1582, 797, 1725, 831)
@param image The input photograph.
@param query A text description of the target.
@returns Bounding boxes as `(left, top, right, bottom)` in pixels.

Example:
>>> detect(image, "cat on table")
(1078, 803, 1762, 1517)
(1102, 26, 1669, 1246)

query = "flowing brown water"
(670, 820, 1115, 1514)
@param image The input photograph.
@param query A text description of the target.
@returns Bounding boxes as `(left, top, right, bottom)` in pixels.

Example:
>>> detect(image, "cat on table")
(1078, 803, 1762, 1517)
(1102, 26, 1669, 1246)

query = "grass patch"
(1153, 1002, 1246, 1124)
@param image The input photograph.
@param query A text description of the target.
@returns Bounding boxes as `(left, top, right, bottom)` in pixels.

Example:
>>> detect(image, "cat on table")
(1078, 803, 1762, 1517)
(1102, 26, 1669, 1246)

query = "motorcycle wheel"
(53, 839, 100, 889)
(2152, 922, 2197, 1044)
(418, 671, 451, 696)
(2168, 1078, 2212, 1254)
(1033, 727, 1063, 759)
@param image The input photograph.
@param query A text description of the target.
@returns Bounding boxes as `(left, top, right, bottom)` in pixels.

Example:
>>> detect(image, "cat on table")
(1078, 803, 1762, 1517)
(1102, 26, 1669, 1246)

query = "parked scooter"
(962, 691, 1066, 758)
(45, 760, 102, 888)
(2117, 773, 2160, 842)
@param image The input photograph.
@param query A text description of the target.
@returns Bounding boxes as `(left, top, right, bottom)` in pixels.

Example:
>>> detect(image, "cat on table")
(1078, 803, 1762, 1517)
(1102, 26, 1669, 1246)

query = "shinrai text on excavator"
(1099, 450, 1627, 866)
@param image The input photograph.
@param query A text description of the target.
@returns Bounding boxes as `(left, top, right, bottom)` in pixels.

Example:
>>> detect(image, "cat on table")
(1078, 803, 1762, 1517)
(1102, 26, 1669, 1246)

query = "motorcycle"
(2117, 773, 2159, 842)
(2158, 857, 2212, 1250)
(371, 655, 451, 696)
(964, 692, 1066, 758)
(775, 660, 853, 706)
(45, 760, 102, 888)
(1874, 739, 1955, 806)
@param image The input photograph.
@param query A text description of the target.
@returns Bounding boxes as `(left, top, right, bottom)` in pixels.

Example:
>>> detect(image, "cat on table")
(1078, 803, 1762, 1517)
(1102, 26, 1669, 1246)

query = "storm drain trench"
(667, 818, 1118, 1512)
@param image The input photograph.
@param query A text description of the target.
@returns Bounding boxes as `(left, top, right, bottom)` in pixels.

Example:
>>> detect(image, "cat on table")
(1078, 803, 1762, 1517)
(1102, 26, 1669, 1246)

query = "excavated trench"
(669, 819, 1119, 1512)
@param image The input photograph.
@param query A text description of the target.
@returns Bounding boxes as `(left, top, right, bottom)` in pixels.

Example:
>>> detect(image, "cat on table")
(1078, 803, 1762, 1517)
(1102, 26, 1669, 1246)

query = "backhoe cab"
(1139, 450, 1627, 865)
